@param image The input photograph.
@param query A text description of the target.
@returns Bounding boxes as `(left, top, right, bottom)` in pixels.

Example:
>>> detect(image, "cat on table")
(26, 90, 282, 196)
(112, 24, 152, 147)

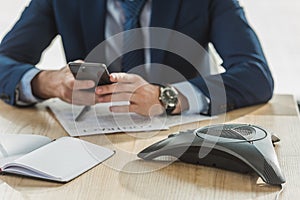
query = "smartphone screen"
(68, 62, 112, 86)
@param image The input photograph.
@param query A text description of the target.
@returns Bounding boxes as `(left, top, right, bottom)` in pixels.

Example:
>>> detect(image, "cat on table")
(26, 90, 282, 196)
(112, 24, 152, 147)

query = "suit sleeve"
(190, 0, 274, 115)
(0, 0, 57, 105)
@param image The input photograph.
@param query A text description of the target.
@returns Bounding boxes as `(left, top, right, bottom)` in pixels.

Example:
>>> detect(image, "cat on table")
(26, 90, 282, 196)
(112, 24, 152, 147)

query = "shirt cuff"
(15, 68, 42, 106)
(172, 81, 209, 114)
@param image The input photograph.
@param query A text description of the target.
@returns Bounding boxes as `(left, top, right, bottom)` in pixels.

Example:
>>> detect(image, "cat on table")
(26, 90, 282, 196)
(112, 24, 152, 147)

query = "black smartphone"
(68, 62, 112, 86)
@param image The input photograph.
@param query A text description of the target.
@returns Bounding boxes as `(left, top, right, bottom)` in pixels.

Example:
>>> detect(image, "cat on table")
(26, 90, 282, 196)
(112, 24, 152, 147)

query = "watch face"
(161, 87, 178, 107)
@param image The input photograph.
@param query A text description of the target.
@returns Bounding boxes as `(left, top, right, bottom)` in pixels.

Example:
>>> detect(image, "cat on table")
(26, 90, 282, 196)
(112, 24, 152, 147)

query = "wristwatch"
(159, 85, 179, 115)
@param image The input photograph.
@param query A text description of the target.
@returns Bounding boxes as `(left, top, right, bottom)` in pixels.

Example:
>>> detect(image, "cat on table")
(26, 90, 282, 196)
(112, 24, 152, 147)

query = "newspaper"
(48, 99, 212, 136)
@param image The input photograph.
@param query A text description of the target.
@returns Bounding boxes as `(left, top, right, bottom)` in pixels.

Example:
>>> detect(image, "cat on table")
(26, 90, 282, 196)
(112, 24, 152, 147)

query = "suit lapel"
(80, 0, 107, 55)
(150, 0, 182, 64)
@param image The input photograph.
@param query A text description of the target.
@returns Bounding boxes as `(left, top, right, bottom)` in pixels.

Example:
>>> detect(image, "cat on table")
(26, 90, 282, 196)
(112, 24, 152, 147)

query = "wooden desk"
(0, 94, 299, 200)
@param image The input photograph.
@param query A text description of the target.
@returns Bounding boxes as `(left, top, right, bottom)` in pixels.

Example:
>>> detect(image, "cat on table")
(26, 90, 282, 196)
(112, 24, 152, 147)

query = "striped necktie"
(119, 0, 147, 72)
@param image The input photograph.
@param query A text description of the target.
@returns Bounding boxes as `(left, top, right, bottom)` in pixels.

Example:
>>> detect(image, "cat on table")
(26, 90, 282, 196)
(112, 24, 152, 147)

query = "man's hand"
(32, 68, 188, 116)
(95, 73, 188, 116)
(31, 66, 96, 105)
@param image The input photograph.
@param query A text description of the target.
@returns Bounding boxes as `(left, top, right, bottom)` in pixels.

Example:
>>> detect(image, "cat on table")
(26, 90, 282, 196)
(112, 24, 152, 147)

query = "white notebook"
(0, 134, 114, 182)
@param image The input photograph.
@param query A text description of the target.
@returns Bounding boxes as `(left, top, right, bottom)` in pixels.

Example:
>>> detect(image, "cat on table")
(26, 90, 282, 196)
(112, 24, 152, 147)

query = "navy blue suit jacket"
(0, 0, 274, 115)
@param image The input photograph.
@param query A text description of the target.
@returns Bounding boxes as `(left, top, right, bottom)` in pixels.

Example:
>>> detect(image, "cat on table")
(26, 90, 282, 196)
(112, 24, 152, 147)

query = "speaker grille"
(197, 124, 256, 140)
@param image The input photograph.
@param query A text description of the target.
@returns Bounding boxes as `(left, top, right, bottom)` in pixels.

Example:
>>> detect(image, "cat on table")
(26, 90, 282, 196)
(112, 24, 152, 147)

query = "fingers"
(96, 73, 146, 95)
(95, 83, 135, 95)
(71, 90, 98, 105)
(73, 59, 84, 63)
(97, 92, 132, 102)
(110, 73, 141, 83)
(65, 71, 164, 116)
(64, 62, 95, 90)
(94, 73, 161, 116)
(97, 90, 156, 104)
(73, 80, 95, 90)
(96, 88, 149, 103)
(60, 64, 95, 103)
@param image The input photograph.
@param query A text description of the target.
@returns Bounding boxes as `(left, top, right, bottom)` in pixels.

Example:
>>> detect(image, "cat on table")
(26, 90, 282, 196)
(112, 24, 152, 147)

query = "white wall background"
(240, 0, 300, 100)
(0, 0, 66, 70)
(1, 0, 300, 99)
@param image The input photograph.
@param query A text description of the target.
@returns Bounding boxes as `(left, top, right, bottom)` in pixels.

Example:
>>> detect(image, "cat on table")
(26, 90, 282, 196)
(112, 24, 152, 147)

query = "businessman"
(0, 0, 274, 116)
